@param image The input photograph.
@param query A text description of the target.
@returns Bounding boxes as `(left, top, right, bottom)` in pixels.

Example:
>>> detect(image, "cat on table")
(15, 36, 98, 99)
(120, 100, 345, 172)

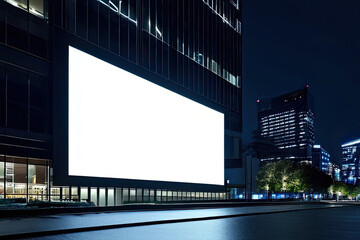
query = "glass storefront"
(80, 187, 88, 202)
(0, 155, 229, 206)
(0, 156, 4, 197)
(99, 188, 106, 206)
(28, 158, 48, 201)
(6, 156, 27, 197)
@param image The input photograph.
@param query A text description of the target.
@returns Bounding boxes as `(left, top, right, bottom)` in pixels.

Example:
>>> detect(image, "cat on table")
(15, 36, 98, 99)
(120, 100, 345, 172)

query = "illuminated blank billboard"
(68, 46, 224, 185)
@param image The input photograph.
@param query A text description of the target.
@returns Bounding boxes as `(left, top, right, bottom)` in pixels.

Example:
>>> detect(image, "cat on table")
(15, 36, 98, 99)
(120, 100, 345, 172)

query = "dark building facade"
(0, 0, 242, 204)
(257, 87, 314, 162)
(312, 145, 330, 174)
(342, 138, 360, 184)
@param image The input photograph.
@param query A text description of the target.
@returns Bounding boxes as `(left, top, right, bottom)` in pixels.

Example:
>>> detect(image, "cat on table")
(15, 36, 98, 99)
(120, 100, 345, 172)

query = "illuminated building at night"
(0, 0, 242, 204)
(341, 138, 360, 184)
(257, 87, 315, 162)
(312, 145, 331, 174)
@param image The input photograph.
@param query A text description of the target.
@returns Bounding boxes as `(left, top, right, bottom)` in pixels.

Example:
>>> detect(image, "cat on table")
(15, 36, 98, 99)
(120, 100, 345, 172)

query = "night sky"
(242, 0, 360, 165)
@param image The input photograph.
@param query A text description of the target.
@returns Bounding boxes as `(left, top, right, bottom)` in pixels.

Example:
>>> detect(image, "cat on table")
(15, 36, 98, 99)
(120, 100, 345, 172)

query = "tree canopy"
(329, 181, 360, 199)
(256, 160, 333, 193)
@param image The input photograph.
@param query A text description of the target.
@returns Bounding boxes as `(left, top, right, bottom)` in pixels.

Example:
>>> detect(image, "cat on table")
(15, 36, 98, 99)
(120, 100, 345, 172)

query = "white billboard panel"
(68, 46, 224, 185)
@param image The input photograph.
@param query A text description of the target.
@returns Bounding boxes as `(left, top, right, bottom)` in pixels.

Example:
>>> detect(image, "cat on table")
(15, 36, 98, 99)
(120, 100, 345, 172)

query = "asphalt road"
(24, 205, 359, 240)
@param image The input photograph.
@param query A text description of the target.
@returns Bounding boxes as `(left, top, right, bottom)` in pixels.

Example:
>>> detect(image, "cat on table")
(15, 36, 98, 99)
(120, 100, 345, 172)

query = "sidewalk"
(0, 200, 321, 218)
(0, 203, 343, 239)
(321, 200, 360, 205)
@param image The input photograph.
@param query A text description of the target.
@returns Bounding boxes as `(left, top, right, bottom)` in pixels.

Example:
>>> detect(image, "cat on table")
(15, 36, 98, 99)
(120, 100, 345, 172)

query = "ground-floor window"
(0, 154, 231, 206)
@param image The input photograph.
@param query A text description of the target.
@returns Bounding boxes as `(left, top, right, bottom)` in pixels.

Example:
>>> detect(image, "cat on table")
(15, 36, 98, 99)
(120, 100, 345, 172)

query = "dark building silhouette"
(0, 0, 242, 204)
(257, 87, 315, 162)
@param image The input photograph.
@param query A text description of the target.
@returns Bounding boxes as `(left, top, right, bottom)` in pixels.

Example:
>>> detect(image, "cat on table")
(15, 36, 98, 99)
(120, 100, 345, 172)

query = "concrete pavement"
(0, 203, 344, 239)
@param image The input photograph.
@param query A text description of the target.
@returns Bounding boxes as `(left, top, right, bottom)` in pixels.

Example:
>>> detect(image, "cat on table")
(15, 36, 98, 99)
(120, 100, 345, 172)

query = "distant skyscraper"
(312, 145, 331, 174)
(257, 87, 315, 162)
(341, 138, 360, 184)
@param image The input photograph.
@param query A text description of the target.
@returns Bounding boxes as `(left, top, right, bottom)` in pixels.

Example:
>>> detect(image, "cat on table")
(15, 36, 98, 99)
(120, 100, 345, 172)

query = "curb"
(0, 201, 323, 219)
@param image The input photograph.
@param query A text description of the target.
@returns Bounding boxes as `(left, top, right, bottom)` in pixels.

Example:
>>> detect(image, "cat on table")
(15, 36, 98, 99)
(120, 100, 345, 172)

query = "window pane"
(99, 3, 109, 49)
(0, 157, 4, 196)
(28, 164, 47, 196)
(107, 188, 114, 206)
(80, 187, 88, 202)
(62, 187, 70, 200)
(115, 188, 122, 206)
(7, 67, 28, 130)
(123, 188, 129, 202)
(51, 187, 60, 196)
(7, 24, 27, 51)
(110, 11, 119, 54)
(66, 0, 75, 33)
(129, 188, 136, 202)
(76, 0, 87, 38)
(0, 63, 5, 126)
(0, 8, 5, 43)
(120, 18, 128, 58)
(120, 0, 128, 16)
(6, 156, 27, 195)
(99, 188, 106, 206)
(71, 187, 78, 195)
(129, 0, 136, 21)
(88, 0, 99, 44)
(29, 0, 44, 17)
(90, 187, 97, 205)
(30, 73, 47, 133)
(5, 0, 27, 11)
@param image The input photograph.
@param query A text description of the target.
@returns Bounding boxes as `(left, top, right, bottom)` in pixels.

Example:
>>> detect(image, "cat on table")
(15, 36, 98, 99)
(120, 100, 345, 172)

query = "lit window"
(4, 0, 46, 18)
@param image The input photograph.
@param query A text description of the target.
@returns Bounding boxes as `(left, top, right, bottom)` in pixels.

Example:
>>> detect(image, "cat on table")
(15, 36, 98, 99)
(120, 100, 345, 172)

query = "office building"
(312, 145, 330, 174)
(341, 138, 360, 184)
(329, 163, 341, 181)
(0, 0, 242, 204)
(257, 87, 315, 162)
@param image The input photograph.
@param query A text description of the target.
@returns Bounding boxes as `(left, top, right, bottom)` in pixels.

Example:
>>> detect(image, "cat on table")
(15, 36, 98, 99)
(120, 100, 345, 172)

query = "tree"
(331, 182, 360, 199)
(257, 160, 299, 193)
(256, 161, 276, 193)
(257, 160, 333, 195)
(330, 181, 350, 197)
(349, 186, 360, 199)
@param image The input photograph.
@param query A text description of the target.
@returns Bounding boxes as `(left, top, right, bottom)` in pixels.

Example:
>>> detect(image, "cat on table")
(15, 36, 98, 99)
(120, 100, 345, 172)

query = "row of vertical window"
(56, 0, 240, 112)
(0, 155, 228, 204)
(141, 0, 240, 87)
(2, 0, 47, 18)
(48, 187, 228, 205)
(0, 1, 49, 59)
(0, 62, 48, 133)
(202, 0, 241, 33)
(90, 0, 241, 87)
(0, 156, 49, 199)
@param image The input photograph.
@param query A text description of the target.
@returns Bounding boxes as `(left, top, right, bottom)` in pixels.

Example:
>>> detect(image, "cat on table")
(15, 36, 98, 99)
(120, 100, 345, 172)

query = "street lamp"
(337, 191, 342, 201)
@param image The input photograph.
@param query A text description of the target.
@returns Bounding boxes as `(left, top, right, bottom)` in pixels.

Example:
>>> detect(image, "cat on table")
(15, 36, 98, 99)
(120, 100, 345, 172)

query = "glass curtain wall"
(3, 0, 47, 18)
(55, 0, 241, 112)
(0, 156, 4, 198)
(0, 155, 49, 200)
(0, 155, 228, 204)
